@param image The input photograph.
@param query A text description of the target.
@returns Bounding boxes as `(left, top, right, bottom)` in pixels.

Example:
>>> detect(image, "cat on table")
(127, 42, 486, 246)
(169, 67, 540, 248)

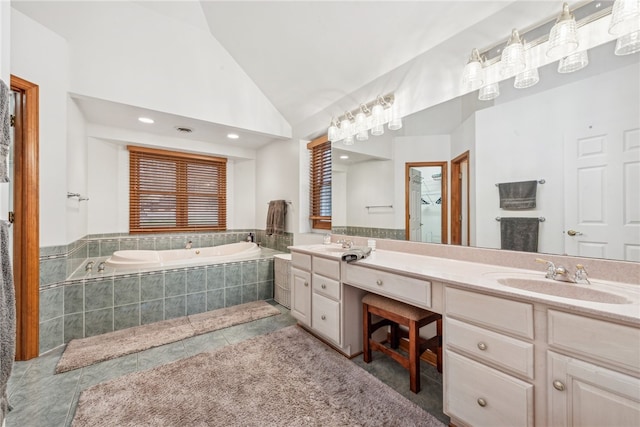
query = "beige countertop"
(290, 244, 640, 326)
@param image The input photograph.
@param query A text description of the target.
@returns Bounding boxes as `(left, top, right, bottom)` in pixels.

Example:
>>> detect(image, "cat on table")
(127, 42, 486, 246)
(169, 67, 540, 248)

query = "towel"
(498, 180, 537, 209)
(341, 246, 372, 263)
(500, 217, 539, 252)
(0, 79, 10, 183)
(266, 200, 287, 236)
(0, 221, 15, 425)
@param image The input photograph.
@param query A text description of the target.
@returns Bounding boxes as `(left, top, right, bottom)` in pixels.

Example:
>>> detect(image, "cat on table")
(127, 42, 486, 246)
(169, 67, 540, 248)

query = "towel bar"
(266, 201, 292, 204)
(496, 216, 545, 222)
(366, 205, 393, 210)
(495, 179, 545, 187)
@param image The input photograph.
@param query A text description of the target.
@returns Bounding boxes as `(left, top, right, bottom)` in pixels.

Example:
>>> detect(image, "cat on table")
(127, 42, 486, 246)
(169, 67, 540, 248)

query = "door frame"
(404, 161, 448, 243)
(451, 151, 470, 246)
(11, 75, 40, 360)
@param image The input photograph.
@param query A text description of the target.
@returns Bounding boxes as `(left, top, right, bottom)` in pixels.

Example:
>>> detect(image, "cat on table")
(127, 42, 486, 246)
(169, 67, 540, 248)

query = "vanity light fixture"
(609, 0, 640, 55)
(461, 48, 485, 91)
(327, 94, 401, 144)
(501, 29, 526, 77)
(546, 3, 579, 59)
(478, 82, 500, 101)
(138, 117, 154, 124)
(558, 49, 589, 73)
(514, 67, 540, 89)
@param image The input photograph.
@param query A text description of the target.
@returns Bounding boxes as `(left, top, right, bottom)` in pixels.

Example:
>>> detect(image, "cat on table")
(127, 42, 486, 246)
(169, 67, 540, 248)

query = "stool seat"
(362, 293, 442, 394)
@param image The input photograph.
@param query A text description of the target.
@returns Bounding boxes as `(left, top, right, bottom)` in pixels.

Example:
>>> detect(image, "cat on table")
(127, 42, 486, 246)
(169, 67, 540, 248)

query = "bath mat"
(72, 326, 445, 427)
(55, 300, 281, 374)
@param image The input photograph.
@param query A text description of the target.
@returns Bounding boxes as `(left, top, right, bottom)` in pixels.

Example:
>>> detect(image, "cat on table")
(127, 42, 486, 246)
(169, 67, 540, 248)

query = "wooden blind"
(307, 135, 332, 230)
(128, 146, 227, 233)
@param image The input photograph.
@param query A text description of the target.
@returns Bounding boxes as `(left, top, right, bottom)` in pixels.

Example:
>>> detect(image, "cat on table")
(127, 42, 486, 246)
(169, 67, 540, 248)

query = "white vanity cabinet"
(444, 287, 535, 427)
(546, 310, 640, 427)
(311, 256, 341, 345)
(290, 252, 312, 326)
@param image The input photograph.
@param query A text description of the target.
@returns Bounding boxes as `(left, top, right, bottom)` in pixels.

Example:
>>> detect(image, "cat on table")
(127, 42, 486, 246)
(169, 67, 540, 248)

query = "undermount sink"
(484, 273, 633, 304)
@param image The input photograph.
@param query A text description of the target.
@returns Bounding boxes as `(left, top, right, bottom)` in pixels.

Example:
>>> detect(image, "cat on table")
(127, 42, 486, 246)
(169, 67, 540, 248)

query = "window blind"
(128, 146, 227, 233)
(307, 136, 332, 230)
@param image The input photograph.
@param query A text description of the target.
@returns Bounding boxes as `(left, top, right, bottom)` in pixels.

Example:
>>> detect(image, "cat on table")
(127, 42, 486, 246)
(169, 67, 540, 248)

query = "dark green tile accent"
(206, 289, 225, 311)
(114, 303, 140, 330)
(64, 284, 83, 315)
(165, 270, 186, 297)
(119, 239, 138, 251)
(164, 296, 186, 319)
(140, 273, 164, 301)
(225, 286, 242, 307)
(242, 262, 258, 285)
(100, 240, 119, 257)
(206, 265, 224, 290)
(187, 292, 206, 315)
(224, 263, 241, 287)
(39, 258, 67, 286)
(242, 283, 258, 303)
(40, 287, 63, 322)
(114, 275, 140, 306)
(63, 313, 84, 342)
(187, 268, 206, 293)
(84, 307, 114, 337)
(39, 317, 63, 353)
(140, 299, 164, 325)
(84, 279, 114, 311)
(138, 238, 155, 250)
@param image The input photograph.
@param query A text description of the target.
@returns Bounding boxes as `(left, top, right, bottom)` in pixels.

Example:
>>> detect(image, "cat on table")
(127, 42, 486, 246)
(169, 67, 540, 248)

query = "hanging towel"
(500, 217, 539, 252)
(0, 221, 15, 425)
(0, 79, 10, 183)
(266, 200, 287, 236)
(498, 180, 538, 209)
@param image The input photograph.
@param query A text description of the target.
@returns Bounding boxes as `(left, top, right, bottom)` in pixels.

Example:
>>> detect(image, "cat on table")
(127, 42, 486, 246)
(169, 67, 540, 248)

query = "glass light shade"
(609, 0, 640, 36)
(356, 130, 369, 141)
(558, 50, 588, 73)
(546, 3, 579, 59)
(461, 48, 484, 91)
(501, 29, 526, 77)
(340, 118, 352, 139)
(328, 123, 338, 142)
(371, 104, 385, 136)
(514, 68, 540, 89)
(478, 83, 500, 101)
(615, 30, 640, 55)
(343, 134, 354, 145)
(388, 103, 402, 130)
(355, 111, 367, 132)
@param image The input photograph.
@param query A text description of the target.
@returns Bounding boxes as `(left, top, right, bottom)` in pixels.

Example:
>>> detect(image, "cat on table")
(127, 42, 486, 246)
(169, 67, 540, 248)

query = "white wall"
(11, 10, 70, 247)
(66, 97, 88, 242)
(346, 160, 394, 228)
(230, 159, 255, 230)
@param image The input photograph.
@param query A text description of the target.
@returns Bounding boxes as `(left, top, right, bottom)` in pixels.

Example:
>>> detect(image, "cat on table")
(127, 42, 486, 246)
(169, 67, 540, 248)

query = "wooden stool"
(362, 293, 442, 393)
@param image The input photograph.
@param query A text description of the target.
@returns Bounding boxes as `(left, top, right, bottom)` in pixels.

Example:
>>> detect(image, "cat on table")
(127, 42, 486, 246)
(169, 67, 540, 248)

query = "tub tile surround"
(37, 230, 290, 354)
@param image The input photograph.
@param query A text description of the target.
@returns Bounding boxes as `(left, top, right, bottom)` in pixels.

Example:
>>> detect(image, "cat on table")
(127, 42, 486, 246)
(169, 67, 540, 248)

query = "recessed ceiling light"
(227, 133, 239, 139)
(340, 155, 349, 159)
(138, 117, 154, 124)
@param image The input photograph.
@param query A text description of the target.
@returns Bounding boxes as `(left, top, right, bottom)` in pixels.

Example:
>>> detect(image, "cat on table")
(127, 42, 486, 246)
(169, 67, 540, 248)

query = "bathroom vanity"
(288, 243, 640, 427)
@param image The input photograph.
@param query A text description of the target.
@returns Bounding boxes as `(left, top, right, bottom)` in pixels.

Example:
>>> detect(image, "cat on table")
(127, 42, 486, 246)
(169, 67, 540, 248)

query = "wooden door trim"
(450, 151, 469, 246)
(11, 75, 40, 360)
(404, 162, 448, 244)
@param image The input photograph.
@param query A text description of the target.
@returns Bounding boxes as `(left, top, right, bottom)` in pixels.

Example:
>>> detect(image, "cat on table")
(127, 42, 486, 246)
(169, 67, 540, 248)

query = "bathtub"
(105, 241, 261, 269)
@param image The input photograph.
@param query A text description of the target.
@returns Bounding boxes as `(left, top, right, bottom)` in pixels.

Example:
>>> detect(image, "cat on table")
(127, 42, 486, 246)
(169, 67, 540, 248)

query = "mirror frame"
(404, 161, 448, 243)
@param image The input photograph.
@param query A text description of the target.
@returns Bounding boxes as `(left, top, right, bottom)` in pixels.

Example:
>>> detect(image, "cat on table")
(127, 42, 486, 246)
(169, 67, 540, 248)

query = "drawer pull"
(321, 315, 326, 320)
(553, 380, 566, 391)
(376, 279, 383, 286)
(321, 284, 326, 289)
(304, 281, 309, 287)
(477, 342, 488, 351)
(477, 398, 487, 407)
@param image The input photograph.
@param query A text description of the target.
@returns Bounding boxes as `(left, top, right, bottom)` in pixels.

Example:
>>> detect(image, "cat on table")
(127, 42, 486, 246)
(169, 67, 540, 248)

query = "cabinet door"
(548, 351, 640, 427)
(290, 267, 311, 326)
(312, 293, 340, 344)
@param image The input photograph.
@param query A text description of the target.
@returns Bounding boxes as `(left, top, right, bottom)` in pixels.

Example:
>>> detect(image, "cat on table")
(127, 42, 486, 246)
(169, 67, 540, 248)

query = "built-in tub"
(105, 241, 261, 269)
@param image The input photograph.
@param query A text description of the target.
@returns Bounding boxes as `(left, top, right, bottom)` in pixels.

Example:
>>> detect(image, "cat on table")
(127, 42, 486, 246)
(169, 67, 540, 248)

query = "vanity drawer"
(548, 310, 640, 373)
(344, 264, 431, 309)
(445, 287, 534, 339)
(313, 256, 340, 280)
(445, 350, 533, 427)
(291, 252, 311, 271)
(446, 317, 534, 379)
(312, 293, 340, 344)
(313, 273, 340, 300)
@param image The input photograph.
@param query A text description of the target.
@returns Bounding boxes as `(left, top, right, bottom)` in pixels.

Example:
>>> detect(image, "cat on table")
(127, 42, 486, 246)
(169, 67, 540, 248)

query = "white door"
(409, 168, 422, 241)
(564, 116, 640, 261)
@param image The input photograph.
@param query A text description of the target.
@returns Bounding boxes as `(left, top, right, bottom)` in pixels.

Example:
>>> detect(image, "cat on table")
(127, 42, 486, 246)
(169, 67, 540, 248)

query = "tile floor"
(5, 301, 449, 426)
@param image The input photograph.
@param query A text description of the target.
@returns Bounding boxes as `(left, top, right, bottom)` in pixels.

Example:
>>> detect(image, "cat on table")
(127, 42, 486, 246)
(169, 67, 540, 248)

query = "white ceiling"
(11, 1, 578, 149)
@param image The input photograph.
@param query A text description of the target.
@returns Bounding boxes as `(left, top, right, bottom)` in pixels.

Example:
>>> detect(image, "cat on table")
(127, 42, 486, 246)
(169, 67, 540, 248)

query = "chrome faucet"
(574, 264, 591, 285)
(185, 240, 192, 249)
(97, 262, 106, 272)
(85, 261, 94, 272)
(536, 258, 590, 284)
(337, 239, 353, 249)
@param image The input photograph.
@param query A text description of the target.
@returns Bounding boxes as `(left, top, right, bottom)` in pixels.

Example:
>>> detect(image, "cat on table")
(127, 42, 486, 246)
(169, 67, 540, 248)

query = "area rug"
(56, 300, 281, 374)
(72, 326, 444, 427)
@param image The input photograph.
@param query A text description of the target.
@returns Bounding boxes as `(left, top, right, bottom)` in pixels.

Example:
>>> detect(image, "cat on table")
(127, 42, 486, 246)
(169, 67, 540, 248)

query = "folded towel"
(498, 180, 537, 209)
(500, 217, 539, 252)
(341, 246, 372, 263)
(0, 79, 10, 183)
(266, 200, 287, 236)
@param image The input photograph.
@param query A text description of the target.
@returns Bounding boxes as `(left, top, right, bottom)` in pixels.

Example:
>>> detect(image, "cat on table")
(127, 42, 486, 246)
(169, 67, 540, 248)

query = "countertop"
(289, 244, 640, 326)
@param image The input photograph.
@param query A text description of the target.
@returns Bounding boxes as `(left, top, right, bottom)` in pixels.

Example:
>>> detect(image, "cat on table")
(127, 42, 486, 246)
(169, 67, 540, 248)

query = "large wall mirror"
(332, 41, 640, 262)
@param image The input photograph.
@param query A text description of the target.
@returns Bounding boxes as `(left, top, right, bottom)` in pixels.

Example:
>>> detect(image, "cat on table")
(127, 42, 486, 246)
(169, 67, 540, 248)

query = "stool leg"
(389, 322, 400, 349)
(409, 319, 421, 393)
(363, 303, 372, 363)
(436, 318, 443, 374)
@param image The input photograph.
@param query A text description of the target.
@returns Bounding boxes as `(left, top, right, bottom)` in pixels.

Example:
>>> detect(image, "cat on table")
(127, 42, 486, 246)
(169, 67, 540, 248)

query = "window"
(128, 146, 227, 232)
(307, 135, 331, 230)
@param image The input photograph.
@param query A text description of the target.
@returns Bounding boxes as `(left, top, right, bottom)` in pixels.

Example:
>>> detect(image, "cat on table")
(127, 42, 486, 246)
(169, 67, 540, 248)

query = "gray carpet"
(72, 326, 445, 427)
(56, 300, 281, 374)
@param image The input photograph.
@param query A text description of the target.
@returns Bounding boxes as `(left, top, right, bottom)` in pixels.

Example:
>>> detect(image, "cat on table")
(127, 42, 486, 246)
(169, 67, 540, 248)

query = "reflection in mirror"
(332, 41, 640, 262)
(405, 162, 447, 244)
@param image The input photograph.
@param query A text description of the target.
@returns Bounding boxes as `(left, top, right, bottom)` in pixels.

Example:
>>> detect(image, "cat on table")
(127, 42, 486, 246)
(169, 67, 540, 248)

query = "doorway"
(451, 151, 469, 246)
(10, 75, 40, 360)
(405, 162, 448, 243)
